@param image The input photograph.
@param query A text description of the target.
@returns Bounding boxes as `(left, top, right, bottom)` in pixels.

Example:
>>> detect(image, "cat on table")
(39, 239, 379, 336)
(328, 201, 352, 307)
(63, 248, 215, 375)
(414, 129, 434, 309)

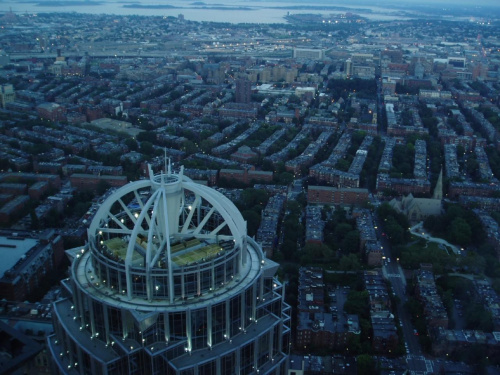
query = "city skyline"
(1, 5, 500, 375)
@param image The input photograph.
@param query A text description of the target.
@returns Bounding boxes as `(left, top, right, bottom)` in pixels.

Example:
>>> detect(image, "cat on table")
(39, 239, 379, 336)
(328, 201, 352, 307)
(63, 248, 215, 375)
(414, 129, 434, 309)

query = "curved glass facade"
(48, 168, 291, 375)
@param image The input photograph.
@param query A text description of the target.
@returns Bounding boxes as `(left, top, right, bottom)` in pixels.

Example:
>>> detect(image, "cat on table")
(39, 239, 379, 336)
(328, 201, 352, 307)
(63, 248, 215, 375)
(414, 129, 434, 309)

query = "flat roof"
(309, 185, 369, 193)
(90, 118, 143, 137)
(0, 236, 38, 278)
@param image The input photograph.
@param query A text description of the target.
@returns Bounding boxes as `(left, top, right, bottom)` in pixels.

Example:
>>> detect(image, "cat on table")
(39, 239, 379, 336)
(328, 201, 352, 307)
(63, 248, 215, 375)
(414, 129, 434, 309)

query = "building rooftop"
(0, 234, 38, 279)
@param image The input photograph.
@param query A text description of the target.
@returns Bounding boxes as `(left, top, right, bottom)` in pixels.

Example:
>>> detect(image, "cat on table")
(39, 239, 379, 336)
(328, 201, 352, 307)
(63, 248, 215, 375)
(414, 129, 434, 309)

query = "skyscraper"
(48, 164, 290, 374)
(235, 79, 252, 103)
(0, 84, 15, 108)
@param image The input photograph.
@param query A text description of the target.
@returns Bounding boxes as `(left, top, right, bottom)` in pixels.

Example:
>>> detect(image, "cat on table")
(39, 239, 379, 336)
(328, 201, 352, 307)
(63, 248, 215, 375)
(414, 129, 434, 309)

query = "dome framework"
(48, 165, 291, 375)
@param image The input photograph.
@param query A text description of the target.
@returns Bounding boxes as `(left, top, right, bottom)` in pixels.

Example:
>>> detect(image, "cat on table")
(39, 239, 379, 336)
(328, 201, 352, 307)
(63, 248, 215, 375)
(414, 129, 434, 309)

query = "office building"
(48, 164, 290, 374)
(0, 84, 15, 108)
(235, 79, 252, 104)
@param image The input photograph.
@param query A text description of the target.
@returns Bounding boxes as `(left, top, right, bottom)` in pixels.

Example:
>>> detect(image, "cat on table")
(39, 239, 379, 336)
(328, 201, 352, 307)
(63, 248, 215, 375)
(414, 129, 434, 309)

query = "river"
(0, 0, 412, 23)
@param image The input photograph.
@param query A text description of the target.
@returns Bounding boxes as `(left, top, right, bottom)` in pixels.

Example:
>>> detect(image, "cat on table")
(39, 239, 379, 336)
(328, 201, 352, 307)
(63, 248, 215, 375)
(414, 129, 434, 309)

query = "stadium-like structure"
(48, 164, 291, 374)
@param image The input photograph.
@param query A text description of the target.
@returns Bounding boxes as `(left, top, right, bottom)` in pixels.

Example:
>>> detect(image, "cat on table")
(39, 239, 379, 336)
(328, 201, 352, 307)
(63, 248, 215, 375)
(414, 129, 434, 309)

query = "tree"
(181, 140, 198, 154)
(281, 239, 298, 261)
(465, 303, 494, 332)
(346, 335, 362, 355)
(385, 217, 406, 245)
(136, 131, 156, 143)
(140, 141, 154, 155)
(335, 158, 351, 172)
(240, 189, 269, 209)
(449, 217, 471, 246)
(321, 205, 331, 221)
(287, 94, 301, 104)
(339, 254, 361, 271)
(344, 290, 369, 317)
(341, 230, 360, 253)
(301, 243, 335, 265)
(97, 180, 111, 196)
(334, 223, 354, 242)
(125, 138, 138, 151)
(278, 172, 294, 185)
(242, 210, 260, 237)
(44, 207, 63, 228)
(466, 158, 479, 179)
(459, 252, 486, 275)
(199, 139, 214, 153)
(357, 354, 377, 375)
(377, 203, 410, 245)
(261, 159, 274, 172)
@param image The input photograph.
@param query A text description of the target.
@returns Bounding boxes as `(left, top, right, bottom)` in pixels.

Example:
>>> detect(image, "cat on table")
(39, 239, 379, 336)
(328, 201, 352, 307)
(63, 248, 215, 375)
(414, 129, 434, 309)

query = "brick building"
(28, 181, 49, 201)
(0, 230, 64, 301)
(307, 185, 369, 206)
(69, 173, 127, 191)
(219, 168, 273, 185)
(0, 195, 30, 224)
(230, 145, 258, 164)
(36, 102, 66, 122)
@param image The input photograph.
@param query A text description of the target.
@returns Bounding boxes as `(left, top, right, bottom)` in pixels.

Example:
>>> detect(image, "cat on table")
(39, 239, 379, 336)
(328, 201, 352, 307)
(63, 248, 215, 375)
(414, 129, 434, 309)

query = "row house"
(219, 168, 273, 185)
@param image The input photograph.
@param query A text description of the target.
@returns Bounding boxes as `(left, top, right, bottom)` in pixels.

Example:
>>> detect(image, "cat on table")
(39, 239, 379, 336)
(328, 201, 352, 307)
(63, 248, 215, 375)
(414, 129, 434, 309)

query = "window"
(198, 360, 216, 375)
(170, 312, 186, 341)
(221, 353, 236, 375)
(240, 342, 254, 375)
(191, 308, 207, 350)
(212, 302, 225, 344)
(229, 295, 241, 336)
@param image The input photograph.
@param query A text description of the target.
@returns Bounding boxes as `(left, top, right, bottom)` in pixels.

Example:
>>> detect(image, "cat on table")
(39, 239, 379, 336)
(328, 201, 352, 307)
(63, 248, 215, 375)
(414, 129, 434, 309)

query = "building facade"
(0, 84, 15, 108)
(0, 229, 64, 301)
(235, 79, 252, 104)
(293, 48, 324, 60)
(48, 165, 290, 375)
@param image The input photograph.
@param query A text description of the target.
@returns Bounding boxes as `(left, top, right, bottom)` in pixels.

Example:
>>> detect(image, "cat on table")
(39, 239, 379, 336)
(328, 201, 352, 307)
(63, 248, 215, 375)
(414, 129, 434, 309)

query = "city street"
(374, 213, 424, 369)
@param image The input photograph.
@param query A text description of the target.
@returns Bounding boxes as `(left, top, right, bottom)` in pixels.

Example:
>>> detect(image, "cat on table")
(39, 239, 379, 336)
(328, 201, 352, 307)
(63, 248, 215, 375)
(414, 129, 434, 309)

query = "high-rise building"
(0, 84, 15, 108)
(0, 52, 10, 67)
(344, 59, 353, 78)
(235, 79, 252, 103)
(48, 164, 290, 374)
(258, 68, 271, 83)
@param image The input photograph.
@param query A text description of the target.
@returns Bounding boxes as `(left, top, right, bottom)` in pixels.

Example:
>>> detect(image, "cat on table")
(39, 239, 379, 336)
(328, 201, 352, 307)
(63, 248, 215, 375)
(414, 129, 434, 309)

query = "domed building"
(48, 164, 291, 375)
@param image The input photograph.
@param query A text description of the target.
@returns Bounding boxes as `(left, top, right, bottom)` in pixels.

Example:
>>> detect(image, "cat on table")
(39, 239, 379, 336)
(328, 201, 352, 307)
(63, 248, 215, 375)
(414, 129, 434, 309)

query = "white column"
(253, 337, 259, 373)
(251, 283, 257, 321)
(240, 291, 245, 332)
(225, 300, 230, 339)
(235, 346, 241, 374)
(88, 298, 95, 337)
(164, 312, 170, 343)
(207, 305, 212, 348)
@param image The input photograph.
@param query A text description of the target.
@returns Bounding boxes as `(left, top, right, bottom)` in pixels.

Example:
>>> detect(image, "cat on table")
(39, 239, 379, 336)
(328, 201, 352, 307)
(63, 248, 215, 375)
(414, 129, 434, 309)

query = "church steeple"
(432, 168, 443, 200)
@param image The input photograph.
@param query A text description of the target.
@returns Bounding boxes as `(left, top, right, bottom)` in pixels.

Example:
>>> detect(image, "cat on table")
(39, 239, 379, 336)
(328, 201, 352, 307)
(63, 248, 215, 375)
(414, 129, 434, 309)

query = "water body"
(0, 0, 416, 23)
